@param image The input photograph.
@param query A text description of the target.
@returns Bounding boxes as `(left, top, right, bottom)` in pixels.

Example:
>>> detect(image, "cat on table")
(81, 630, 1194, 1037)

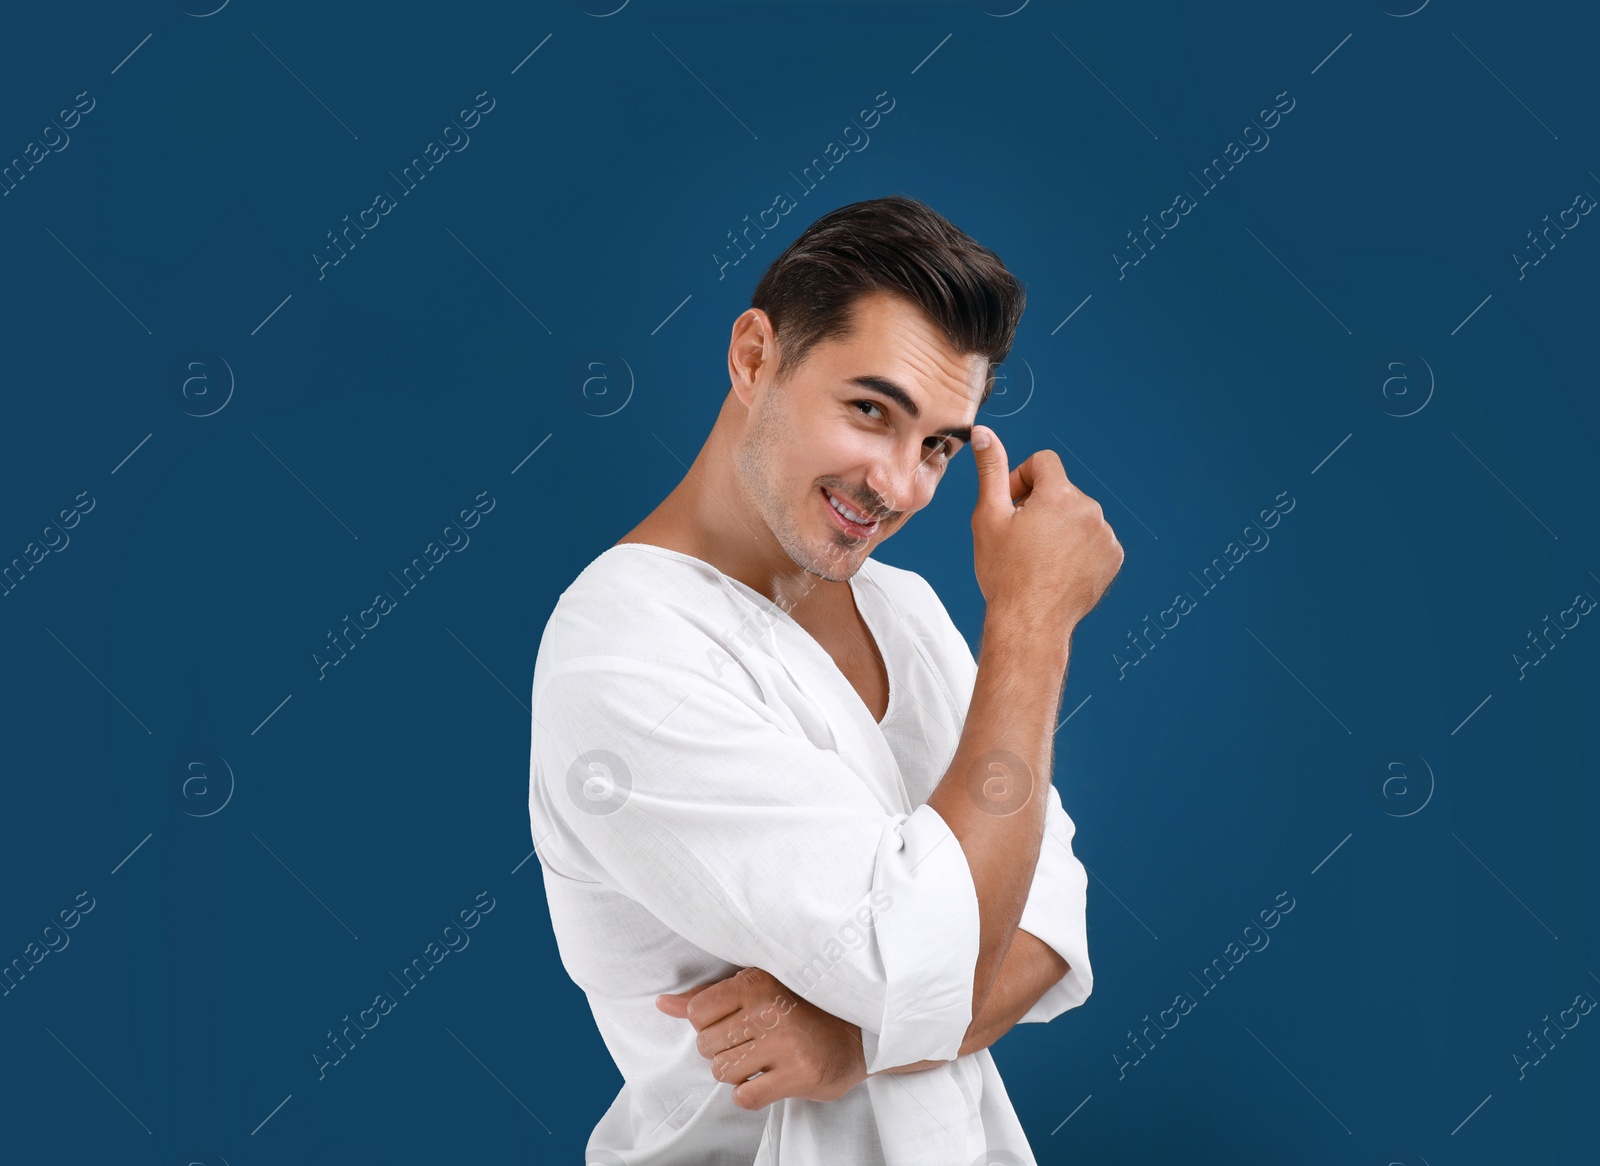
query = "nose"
(863, 444, 924, 518)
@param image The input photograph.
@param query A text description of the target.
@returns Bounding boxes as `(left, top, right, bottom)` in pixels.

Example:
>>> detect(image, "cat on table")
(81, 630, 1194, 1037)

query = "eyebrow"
(846, 374, 972, 446)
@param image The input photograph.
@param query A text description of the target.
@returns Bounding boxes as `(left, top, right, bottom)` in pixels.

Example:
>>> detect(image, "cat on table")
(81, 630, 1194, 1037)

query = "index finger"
(1011, 449, 1071, 505)
(1010, 453, 1043, 505)
(1009, 464, 1028, 505)
(683, 974, 750, 1031)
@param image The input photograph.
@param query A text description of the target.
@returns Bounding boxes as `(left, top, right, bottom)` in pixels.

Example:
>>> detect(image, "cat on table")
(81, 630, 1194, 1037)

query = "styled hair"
(749, 195, 1025, 406)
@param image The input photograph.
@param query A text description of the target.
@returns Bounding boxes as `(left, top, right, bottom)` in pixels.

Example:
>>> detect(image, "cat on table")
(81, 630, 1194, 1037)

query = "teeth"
(827, 491, 875, 526)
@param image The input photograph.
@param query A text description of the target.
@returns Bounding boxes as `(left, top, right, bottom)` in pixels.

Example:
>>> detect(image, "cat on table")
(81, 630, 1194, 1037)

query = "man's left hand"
(655, 967, 867, 1110)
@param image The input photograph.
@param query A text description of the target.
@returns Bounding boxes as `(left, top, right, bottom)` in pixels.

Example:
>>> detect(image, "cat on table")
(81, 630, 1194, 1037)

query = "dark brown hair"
(749, 194, 1026, 406)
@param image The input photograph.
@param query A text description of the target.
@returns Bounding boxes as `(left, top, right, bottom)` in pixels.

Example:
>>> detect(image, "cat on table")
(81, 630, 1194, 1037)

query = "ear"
(727, 308, 777, 410)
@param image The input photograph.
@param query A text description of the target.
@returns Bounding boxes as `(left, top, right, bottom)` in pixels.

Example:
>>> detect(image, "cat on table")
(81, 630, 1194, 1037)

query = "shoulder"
(533, 544, 766, 695)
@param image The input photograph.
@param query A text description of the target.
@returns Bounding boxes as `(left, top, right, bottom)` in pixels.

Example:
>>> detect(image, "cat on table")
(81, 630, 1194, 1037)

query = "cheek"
(801, 428, 878, 490)
(826, 425, 881, 460)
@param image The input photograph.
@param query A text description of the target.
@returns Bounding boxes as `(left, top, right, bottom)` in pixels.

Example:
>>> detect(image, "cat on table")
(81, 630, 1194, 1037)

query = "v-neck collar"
(599, 542, 912, 810)
(603, 542, 896, 718)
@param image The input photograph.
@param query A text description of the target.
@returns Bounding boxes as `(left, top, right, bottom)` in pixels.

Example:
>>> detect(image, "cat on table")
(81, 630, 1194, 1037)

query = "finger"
(1009, 457, 1035, 507)
(658, 973, 739, 1019)
(683, 979, 747, 1031)
(731, 1068, 795, 1111)
(697, 1012, 755, 1059)
(655, 982, 717, 1019)
(713, 1039, 770, 1086)
(969, 425, 1013, 518)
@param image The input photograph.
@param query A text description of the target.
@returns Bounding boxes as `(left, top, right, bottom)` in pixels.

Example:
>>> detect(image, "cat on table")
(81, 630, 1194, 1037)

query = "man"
(528, 194, 1124, 1165)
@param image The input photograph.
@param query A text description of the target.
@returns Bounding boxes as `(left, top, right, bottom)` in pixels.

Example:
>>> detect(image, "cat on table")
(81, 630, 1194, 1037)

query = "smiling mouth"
(820, 487, 882, 538)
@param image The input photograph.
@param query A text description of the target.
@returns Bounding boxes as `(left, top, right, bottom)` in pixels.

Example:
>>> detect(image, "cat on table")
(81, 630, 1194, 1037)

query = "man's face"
(732, 289, 989, 584)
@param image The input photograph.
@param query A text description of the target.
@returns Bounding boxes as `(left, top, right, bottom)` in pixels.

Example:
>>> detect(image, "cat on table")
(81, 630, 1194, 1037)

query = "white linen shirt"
(528, 543, 1093, 1166)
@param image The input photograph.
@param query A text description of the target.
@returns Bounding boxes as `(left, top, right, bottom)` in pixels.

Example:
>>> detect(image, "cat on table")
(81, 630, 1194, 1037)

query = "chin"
(800, 539, 865, 583)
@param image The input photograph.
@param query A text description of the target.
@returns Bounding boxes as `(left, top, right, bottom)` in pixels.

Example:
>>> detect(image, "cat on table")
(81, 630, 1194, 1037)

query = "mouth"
(820, 486, 881, 539)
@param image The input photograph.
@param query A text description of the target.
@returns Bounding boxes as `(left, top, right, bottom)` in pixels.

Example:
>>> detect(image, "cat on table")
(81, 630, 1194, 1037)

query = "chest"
(793, 599, 891, 725)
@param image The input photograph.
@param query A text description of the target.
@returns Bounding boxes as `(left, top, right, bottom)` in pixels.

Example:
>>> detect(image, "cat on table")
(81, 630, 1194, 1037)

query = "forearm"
(925, 612, 1071, 1022)
(869, 927, 1069, 1075)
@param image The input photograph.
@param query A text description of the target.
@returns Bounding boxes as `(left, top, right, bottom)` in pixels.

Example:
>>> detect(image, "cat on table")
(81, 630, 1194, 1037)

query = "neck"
(625, 390, 842, 615)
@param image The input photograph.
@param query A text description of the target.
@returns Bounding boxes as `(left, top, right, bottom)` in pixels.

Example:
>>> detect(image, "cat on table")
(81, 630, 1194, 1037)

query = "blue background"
(2, 1, 1595, 1162)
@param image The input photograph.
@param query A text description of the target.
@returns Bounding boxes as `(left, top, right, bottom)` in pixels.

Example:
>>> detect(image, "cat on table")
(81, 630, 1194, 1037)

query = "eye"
(852, 400, 954, 463)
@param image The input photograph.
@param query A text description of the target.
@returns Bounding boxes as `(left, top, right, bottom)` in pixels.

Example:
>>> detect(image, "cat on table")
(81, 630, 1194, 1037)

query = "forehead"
(812, 290, 988, 416)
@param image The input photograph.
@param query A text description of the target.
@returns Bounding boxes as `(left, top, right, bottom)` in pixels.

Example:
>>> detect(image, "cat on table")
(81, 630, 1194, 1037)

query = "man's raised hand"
(969, 423, 1125, 644)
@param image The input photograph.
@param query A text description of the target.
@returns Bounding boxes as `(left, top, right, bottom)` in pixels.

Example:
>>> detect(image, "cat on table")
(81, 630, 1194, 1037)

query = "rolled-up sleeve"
(1014, 782, 1094, 1023)
(530, 654, 981, 1071)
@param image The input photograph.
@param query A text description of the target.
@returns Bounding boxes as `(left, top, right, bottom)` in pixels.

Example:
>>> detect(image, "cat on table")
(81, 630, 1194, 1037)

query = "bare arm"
(923, 620, 1065, 1022)
(924, 425, 1121, 1025)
